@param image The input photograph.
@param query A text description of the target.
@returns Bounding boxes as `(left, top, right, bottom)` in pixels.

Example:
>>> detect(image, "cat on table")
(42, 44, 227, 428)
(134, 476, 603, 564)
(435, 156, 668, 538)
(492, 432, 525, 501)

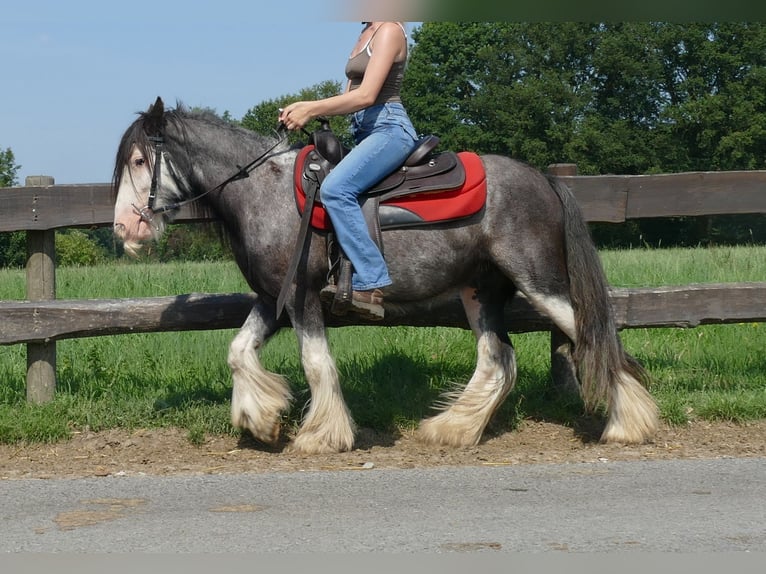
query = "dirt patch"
(1, 419, 764, 480)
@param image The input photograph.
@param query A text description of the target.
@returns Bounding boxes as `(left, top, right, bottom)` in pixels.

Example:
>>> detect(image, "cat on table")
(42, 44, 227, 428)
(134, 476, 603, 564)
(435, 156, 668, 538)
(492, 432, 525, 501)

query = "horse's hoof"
(416, 417, 482, 448)
(287, 430, 354, 455)
(285, 438, 343, 455)
(232, 412, 280, 446)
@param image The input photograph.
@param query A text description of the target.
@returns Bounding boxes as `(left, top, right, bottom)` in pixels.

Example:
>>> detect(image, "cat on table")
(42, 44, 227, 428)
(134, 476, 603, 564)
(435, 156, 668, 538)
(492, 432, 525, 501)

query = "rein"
(133, 124, 288, 226)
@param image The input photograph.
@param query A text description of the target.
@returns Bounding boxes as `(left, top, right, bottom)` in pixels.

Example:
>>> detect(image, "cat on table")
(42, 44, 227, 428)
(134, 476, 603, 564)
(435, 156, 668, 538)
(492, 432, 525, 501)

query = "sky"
(6, 0, 748, 185)
(2, 1, 420, 185)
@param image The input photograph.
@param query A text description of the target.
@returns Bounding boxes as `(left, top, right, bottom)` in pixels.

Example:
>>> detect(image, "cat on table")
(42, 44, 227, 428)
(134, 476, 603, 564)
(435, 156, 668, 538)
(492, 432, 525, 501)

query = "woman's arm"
(279, 23, 405, 130)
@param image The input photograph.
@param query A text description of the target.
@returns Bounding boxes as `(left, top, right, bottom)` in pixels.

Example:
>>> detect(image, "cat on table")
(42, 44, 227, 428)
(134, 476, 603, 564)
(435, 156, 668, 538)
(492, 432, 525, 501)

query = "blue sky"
(2, 1, 396, 185)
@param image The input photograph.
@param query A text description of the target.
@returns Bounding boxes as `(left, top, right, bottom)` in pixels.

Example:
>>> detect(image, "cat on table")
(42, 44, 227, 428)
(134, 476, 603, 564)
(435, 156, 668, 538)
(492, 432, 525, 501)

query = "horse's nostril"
(113, 222, 126, 238)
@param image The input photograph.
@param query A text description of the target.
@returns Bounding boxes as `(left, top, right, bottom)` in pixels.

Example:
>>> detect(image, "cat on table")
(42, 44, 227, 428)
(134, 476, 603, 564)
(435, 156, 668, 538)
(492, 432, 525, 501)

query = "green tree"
(655, 23, 766, 172)
(404, 22, 766, 247)
(0, 147, 23, 267)
(154, 223, 231, 262)
(403, 22, 498, 151)
(0, 232, 26, 268)
(405, 23, 599, 166)
(405, 22, 766, 174)
(240, 80, 352, 147)
(570, 22, 670, 174)
(1, 147, 19, 187)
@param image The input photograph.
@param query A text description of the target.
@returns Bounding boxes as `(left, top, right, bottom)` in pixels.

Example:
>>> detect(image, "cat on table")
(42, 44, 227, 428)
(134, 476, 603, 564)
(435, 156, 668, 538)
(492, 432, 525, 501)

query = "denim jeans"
(320, 102, 418, 291)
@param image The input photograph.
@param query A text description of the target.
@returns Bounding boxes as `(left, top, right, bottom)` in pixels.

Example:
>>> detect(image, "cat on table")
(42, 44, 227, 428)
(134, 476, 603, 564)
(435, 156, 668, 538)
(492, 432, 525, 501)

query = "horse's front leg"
(229, 297, 292, 445)
(287, 296, 356, 454)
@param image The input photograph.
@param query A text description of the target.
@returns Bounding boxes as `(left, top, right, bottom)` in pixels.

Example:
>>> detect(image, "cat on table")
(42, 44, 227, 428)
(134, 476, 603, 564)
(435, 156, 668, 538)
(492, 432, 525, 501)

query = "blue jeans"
(320, 102, 418, 291)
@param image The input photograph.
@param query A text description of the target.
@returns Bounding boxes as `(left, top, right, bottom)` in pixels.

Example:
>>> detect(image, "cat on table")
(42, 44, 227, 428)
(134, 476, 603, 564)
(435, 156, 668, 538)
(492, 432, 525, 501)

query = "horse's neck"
(177, 124, 295, 230)
(184, 130, 297, 292)
(179, 124, 280, 199)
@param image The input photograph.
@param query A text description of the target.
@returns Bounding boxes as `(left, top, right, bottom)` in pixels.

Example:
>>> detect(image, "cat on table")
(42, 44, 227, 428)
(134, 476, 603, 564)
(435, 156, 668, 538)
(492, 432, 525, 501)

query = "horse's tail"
(548, 177, 659, 443)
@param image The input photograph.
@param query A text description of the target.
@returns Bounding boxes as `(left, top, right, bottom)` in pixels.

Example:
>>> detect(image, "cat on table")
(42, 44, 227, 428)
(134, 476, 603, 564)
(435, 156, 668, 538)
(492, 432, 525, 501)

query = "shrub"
(55, 230, 106, 266)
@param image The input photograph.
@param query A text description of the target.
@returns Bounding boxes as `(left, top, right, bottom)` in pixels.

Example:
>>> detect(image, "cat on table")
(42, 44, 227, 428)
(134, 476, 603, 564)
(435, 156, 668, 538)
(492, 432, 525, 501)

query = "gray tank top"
(345, 23, 407, 105)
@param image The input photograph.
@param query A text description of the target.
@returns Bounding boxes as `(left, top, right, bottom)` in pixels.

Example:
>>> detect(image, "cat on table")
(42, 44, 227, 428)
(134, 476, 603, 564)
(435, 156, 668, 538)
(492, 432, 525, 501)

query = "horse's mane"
(112, 100, 279, 203)
(112, 102, 254, 195)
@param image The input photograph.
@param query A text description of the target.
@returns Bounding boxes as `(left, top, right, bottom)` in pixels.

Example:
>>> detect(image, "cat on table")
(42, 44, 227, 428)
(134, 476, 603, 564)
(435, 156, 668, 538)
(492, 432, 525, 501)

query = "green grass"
(602, 246, 766, 426)
(600, 244, 766, 286)
(1, 246, 765, 444)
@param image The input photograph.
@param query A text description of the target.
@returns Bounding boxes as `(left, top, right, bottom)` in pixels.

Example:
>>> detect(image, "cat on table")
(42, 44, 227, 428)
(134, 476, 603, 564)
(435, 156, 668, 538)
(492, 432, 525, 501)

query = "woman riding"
(279, 21, 419, 320)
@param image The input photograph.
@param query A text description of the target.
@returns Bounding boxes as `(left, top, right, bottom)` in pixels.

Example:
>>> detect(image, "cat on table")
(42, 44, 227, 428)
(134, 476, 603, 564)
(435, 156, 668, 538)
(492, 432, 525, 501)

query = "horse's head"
(113, 96, 289, 257)
(112, 97, 187, 256)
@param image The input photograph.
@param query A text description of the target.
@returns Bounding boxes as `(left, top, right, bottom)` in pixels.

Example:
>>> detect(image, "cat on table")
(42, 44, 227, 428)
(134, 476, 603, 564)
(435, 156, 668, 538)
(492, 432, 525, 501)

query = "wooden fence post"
(546, 164, 580, 393)
(24, 175, 57, 403)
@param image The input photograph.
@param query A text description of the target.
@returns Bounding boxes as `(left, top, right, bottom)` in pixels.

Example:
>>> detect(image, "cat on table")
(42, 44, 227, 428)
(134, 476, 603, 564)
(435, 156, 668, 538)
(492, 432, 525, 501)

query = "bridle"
(132, 123, 288, 227)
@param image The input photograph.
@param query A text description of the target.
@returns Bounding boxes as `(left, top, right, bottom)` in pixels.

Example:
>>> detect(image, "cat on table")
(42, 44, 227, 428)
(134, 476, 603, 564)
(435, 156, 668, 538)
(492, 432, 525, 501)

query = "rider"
(279, 21, 419, 319)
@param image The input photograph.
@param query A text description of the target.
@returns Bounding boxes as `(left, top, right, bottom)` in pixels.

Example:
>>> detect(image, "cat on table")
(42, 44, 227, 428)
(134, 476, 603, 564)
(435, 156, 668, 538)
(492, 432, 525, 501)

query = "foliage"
(240, 80, 353, 147)
(405, 22, 766, 174)
(0, 148, 23, 268)
(404, 22, 766, 247)
(0, 147, 20, 187)
(55, 230, 107, 266)
(0, 232, 27, 268)
(153, 223, 231, 262)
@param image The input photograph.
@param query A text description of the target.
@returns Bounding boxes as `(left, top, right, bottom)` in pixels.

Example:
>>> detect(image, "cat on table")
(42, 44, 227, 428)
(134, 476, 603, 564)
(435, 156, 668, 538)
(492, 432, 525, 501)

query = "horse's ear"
(148, 96, 164, 115)
(144, 96, 165, 137)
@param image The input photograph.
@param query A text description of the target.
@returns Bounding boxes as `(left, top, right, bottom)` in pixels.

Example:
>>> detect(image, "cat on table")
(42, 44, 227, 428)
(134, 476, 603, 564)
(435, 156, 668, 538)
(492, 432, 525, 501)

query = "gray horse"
(113, 97, 658, 454)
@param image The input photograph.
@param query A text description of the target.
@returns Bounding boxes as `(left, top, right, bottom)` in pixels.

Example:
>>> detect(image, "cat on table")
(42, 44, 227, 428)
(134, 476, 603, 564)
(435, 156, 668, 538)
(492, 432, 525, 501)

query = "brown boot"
(320, 284, 385, 321)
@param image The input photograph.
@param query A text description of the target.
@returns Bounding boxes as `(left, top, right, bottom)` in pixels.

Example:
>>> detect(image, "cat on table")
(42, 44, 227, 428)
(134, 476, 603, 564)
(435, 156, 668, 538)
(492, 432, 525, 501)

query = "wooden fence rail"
(4, 168, 766, 233)
(2, 166, 766, 402)
(2, 283, 766, 347)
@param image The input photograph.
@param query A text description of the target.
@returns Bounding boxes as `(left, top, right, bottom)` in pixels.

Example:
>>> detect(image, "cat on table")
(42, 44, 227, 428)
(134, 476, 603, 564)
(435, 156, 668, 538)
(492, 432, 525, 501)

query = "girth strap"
(275, 162, 322, 318)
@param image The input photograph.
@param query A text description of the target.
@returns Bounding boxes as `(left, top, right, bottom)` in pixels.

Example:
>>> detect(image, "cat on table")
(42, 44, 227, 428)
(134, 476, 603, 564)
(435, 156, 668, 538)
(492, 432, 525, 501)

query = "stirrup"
(320, 284, 385, 320)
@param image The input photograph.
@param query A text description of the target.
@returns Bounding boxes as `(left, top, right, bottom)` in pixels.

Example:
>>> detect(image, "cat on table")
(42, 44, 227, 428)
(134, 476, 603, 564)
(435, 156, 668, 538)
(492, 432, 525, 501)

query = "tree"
(655, 23, 766, 172)
(1, 147, 19, 187)
(404, 23, 599, 166)
(0, 147, 24, 267)
(240, 80, 352, 147)
(404, 22, 766, 246)
(405, 22, 766, 173)
(403, 22, 498, 151)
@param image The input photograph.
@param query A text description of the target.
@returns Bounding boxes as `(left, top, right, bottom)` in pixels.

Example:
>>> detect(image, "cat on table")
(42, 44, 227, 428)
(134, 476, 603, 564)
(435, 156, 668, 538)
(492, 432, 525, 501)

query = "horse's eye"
(133, 157, 146, 167)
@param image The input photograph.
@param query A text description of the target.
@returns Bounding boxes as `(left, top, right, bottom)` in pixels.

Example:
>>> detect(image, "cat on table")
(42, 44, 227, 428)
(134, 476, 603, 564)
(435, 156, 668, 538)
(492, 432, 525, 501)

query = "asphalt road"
(1, 457, 764, 553)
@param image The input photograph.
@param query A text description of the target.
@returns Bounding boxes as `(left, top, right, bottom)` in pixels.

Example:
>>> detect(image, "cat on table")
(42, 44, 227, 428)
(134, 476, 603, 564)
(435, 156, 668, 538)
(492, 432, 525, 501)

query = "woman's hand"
(279, 102, 315, 131)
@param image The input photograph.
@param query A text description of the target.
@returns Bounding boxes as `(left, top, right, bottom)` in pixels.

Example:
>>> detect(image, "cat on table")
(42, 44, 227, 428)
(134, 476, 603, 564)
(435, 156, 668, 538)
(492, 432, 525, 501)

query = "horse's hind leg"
(511, 265, 657, 444)
(417, 284, 517, 447)
(229, 299, 292, 445)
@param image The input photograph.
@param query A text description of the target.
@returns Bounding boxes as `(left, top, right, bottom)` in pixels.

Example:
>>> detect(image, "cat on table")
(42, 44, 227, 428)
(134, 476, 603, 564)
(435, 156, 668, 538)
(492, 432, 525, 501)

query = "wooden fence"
(2, 166, 766, 402)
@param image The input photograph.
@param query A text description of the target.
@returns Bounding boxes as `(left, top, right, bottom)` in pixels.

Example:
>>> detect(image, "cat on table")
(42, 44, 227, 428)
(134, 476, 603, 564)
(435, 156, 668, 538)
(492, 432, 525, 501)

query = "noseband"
(132, 123, 288, 227)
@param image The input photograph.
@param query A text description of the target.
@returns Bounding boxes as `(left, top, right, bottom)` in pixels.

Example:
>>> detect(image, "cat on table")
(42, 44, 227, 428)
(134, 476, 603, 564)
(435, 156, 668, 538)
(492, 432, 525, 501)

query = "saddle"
(276, 122, 487, 316)
(294, 127, 486, 232)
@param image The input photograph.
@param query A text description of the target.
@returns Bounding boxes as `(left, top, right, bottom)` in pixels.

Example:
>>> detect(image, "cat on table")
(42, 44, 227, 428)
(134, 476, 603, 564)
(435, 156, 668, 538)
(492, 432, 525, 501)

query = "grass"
(1, 246, 765, 444)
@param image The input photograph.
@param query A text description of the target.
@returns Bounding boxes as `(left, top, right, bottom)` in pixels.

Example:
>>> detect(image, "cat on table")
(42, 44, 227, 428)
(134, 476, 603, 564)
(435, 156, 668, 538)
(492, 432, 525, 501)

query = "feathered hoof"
(600, 391, 659, 444)
(416, 414, 483, 447)
(600, 415, 658, 444)
(286, 427, 356, 455)
(231, 410, 281, 446)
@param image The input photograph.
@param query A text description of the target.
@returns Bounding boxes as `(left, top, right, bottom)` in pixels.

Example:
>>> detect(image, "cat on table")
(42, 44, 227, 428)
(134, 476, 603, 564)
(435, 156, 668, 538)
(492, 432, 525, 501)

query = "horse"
(113, 97, 659, 454)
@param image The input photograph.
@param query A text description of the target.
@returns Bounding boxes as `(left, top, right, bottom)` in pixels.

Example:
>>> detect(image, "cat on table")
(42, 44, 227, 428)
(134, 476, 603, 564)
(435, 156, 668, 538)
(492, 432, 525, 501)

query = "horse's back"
(481, 154, 563, 217)
(377, 154, 568, 303)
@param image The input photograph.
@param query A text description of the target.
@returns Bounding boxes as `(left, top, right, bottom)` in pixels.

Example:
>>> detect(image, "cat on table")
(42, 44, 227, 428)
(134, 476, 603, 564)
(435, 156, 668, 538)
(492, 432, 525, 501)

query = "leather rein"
(133, 124, 288, 227)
